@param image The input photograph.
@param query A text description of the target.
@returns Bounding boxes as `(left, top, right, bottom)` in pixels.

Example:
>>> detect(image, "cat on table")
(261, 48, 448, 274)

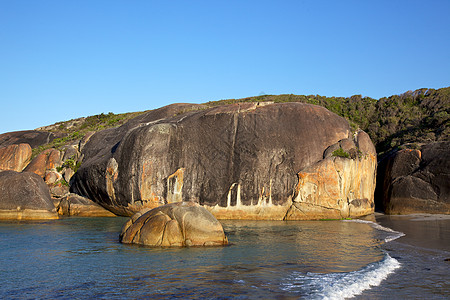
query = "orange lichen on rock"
(167, 168, 185, 203)
(0, 143, 32, 172)
(288, 154, 376, 220)
(139, 160, 163, 206)
(24, 148, 61, 177)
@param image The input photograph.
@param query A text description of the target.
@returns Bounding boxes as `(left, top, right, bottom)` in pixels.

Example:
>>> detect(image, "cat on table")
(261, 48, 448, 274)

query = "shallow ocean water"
(0, 217, 448, 299)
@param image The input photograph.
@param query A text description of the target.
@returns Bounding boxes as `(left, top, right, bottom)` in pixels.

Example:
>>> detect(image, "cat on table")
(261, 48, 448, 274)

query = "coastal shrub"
(31, 145, 45, 160)
(61, 157, 81, 172)
(332, 147, 350, 158)
(28, 87, 449, 162)
(56, 179, 69, 187)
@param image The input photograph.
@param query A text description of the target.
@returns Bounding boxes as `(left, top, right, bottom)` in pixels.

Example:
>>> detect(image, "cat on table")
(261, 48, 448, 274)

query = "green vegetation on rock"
(206, 87, 450, 158)
(31, 111, 148, 158)
(30, 87, 449, 161)
(56, 179, 69, 187)
(56, 156, 81, 173)
(47, 111, 147, 134)
(332, 147, 350, 158)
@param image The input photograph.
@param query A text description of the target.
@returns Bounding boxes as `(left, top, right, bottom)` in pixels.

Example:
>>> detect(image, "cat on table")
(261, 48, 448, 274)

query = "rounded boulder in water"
(120, 202, 228, 247)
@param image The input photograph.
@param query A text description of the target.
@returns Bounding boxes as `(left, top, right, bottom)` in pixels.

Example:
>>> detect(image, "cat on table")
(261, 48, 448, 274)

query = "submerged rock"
(120, 202, 228, 247)
(72, 102, 377, 219)
(376, 141, 450, 214)
(0, 170, 58, 220)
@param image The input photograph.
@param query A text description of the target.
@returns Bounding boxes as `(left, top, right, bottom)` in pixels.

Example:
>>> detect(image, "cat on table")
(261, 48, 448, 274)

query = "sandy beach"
(375, 212, 450, 253)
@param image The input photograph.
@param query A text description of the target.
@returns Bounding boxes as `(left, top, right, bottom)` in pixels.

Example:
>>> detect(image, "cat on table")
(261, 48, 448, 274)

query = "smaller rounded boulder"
(120, 202, 228, 247)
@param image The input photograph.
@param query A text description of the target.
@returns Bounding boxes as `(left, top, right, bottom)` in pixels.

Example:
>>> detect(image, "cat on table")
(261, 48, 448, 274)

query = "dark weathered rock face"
(72, 102, 376, 219)
(376, 141, 450, 214)
(71, 103, 206, 214)
(0, 130, 56, 148)
(120, 202, 228, 247)
(0, 170, 58, 219)
(77, 103, 205, 167)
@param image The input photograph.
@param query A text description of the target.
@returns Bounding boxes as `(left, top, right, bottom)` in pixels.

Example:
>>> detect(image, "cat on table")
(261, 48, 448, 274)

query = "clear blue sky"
(1, 0, 449, 134)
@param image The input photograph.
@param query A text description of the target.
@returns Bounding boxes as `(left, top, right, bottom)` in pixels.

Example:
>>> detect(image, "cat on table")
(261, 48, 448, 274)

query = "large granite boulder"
(375, 141, 450, 214)
(71, 102, 377, 220)
(0, 170, 58, 220)
(0, 143, 32, 172)
(120, 202, 228, 247)
(0, 130, 56, 148)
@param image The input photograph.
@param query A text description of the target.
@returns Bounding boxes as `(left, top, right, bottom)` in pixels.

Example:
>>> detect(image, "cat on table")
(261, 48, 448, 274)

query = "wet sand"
(374, 212, 450, 252)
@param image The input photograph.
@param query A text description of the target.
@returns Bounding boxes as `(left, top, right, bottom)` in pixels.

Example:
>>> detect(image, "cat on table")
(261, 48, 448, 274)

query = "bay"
(0, 216, 447, 299)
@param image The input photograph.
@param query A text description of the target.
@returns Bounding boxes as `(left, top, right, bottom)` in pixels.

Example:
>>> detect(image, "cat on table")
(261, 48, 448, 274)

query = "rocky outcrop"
(0, 143, 32, 172)
(120, 202, 228, 247)
(71, 102, 377, 219)
(0, 170, 58, 220)
(286, 131, 377, 220)
(0, 130, 57, 148)
(23, 148, 71, 198)
(376, 141, 450, 214)
(23, 148, 62, 177)
(56, 193, 116, 217)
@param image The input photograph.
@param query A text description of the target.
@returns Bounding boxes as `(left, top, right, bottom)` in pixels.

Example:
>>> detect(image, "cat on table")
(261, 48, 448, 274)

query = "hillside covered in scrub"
(10, 86, 450, 160)
(208, 87, 449, 158)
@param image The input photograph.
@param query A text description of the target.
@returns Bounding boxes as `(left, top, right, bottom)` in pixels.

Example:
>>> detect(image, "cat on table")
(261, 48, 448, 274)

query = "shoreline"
(374, 212, 450, 253)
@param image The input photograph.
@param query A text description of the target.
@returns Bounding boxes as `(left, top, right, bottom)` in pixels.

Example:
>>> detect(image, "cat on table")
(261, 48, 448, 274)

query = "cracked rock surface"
(120, 202, 228, 247)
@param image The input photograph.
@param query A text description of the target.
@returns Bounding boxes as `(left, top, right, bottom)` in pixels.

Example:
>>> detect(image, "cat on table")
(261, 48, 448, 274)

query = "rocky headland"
(0, 87, 448, 221)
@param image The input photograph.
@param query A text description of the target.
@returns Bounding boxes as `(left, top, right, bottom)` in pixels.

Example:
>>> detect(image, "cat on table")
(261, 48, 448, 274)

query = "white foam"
(281, 220, 405, 298)
(343, 219, 405, 243)
(281, 253, 401, 299)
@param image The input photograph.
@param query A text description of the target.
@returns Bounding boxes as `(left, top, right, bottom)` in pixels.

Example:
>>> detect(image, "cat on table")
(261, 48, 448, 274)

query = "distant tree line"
(207, 87, 450, 158)
(33, 87, 449, 161)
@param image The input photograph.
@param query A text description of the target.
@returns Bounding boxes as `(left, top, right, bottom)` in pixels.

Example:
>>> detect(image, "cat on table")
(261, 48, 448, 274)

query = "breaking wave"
(281, 253, 401, 299)
(281, 219, 404, 299)
(343, 219, 405, 242)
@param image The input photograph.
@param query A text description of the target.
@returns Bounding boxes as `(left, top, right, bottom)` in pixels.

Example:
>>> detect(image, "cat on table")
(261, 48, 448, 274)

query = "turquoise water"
(0, 217, 446, 299)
